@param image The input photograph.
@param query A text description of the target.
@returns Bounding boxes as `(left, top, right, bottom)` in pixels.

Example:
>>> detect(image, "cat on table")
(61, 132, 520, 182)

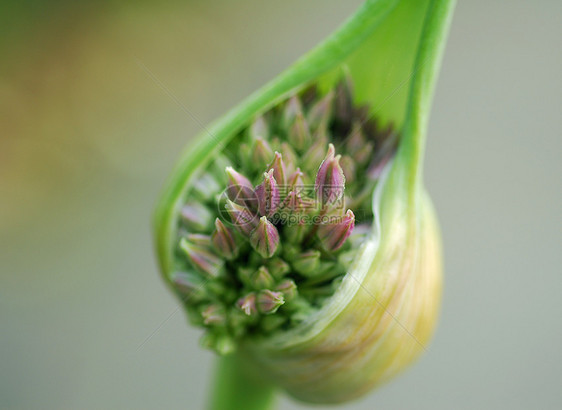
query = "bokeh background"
(1, 0, 561, 409)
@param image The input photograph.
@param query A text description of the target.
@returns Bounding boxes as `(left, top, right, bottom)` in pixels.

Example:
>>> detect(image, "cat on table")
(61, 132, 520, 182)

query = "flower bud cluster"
(172, 79, 397, 353)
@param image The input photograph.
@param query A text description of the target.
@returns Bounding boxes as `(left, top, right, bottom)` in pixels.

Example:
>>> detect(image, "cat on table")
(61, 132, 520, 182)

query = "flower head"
(162, 78, 396, 355)
(154, 0, 455, 403)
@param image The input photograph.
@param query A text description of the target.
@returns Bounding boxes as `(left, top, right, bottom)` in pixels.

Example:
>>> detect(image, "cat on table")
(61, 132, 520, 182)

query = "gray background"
(1, 0, 561, 409)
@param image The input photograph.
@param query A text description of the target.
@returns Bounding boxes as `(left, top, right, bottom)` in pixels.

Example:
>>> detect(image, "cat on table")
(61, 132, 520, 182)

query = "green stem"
(209, 354, 277, 410)
(396, 0, 456, 196)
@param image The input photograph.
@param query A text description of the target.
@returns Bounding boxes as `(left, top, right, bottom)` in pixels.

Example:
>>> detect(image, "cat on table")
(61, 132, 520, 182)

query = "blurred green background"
(1, 1, 561, 409)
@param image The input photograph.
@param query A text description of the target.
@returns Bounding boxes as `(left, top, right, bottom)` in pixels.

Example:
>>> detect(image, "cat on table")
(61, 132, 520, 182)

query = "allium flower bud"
(154, 1, 455, 406)
(249, 115, 269, 140)
(275, 279, 298, 302)
(317, 209, 356, 252)
(289, 113, 312, 151)
(170, 271, 207, 303)
(257, 290, 285, 315)
(291, 249, 321, 275)
(224, 199, 258, 236)
(250, 216, 280, 259)
(225, 167, 256, 208)
(180, 202, 213, 232)
(287, 168, 305, 193)
(255, 170, 280, 218)
(266, 152, 286, 186)
(211, 218, 238, 260)
(237, 293, 258, 317)
(179, 238, 224, 279)
(252, 137, 274, 170)
(201, 304, 227, 326)
(267, 257, 291, 279)
(279, 142, 298, 174)
(315, 144, 346, 208)
(283, 95, 303, 128)
(250, 266, 275, 290)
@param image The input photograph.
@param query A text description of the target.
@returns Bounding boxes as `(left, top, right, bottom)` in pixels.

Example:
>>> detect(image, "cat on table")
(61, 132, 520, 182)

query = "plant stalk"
(209, 354, 277, 410)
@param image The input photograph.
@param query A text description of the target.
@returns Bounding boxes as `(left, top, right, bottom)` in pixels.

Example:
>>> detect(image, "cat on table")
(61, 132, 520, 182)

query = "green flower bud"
(252, 137, 274, 171)
(266, 257, 291, 279)
(250, 266, 275, 290)
(289, 112, 312, 151)
(290, 250, 321, 276)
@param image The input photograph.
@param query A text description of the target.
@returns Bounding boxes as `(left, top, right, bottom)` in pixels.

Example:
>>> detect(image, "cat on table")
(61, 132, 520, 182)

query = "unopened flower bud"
(255, 170, 280, 217)
(275, 279, 298, 302)
(180, 202, 213, 232)
(250, 216, 280, 258)
(201, 304, 227, 326)
(280, 142, 298, 174)
(281, 191, 305, 216)
(237, 292, 258, 317)
(171, 271, 208, 303)
(192, 173, 221, 201)
(283, 95, 303, 127)
(250, 266, 275, 289)
(315, 144, 346, 208)
(291, 249, 322, 276)
(252, 137, 274, 170)
(303, 136, 329, 172)
(334, 76, 354, 126)
(211, 218, 238, 260)
(257, 290, 285, 314)
(225, 166, 256, 208)
(339, 155, 357, 185)
(186, 233, 212, 247)
(317, 209, 355, 251)
(224, 199, 258, 236)
(267, 257, 291, 279)
(267, 152, 286, 186)
(249, 115, 269, 140)
(289, 113, 311, 151)
(287, 168, 306, 193)
(179, 238, 224, 278)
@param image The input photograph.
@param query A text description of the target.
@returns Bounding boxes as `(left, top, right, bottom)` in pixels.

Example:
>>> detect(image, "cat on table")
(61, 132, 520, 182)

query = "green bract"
(153, 0, 455, 407)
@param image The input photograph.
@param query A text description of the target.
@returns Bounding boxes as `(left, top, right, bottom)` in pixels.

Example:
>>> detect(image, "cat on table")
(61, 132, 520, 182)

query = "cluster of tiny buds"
(171, 80, 396, 353)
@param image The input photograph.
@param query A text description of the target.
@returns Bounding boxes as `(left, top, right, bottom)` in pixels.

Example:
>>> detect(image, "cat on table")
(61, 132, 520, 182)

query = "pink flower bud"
(315, 144, 346, 208)
(225, 166, 257, 208)
(317, 209, 355, 251)
(250, 216, 280, 258)
(211, 218, 238, 260)
(267, 152, 287, 186)
(257, 290, 285, 314)
(179, 238, 224, 278)
(224, 199, 259, 236)
(255, 170, 280, 217)
(237, 292, 258, 317)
